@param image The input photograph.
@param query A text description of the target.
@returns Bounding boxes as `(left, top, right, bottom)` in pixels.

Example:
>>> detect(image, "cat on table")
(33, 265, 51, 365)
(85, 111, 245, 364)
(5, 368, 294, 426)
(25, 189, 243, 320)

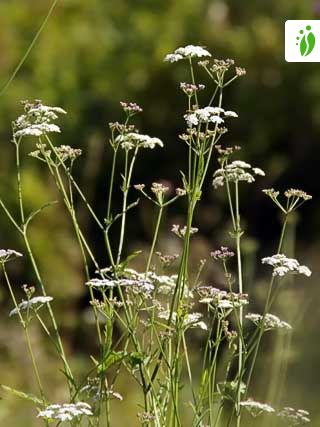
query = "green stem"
(3, 265, 45, 398)
(245, 214, 289, 396)
(117, 147, 139, 264)
(145, 205, 163, 273)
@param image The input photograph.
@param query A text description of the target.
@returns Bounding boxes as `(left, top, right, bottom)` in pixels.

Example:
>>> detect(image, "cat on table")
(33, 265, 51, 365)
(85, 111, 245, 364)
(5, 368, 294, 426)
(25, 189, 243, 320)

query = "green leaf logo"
(297, 25, 316, 57)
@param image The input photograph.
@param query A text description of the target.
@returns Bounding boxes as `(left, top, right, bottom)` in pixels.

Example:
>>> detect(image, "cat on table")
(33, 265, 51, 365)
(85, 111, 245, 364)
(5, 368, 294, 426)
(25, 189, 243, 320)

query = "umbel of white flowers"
(184, 106, 238, 127)
(164, 45, 212, 62)
(245, 313, 292, 331)
(9, 296, 53, 317)
(115, 132, 164, 150)
(13, 100, 66, 138)
(213, 160, 265, 188)
(261, 254, 312, 277)
(240, 400, 275, 417)
(0, 249, 23, 263)
(37, 402, 93, 422)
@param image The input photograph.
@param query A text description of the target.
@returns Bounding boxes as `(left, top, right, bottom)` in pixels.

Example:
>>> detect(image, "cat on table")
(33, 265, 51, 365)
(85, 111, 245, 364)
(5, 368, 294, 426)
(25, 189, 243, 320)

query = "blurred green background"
(0, 0, 319, 425)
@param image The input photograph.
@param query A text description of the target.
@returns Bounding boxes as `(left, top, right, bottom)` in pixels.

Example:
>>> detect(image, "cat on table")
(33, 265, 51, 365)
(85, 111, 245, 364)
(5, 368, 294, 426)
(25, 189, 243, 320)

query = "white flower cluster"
(0, 249, 23, 263)
(278, 407, 311, 425)
(37, 402, 93, 422)
(13, 101, 66, 138)
(198, 286, 249, 310)
(240, 399, 275, 417)
(158, 310, 207, 330)
(184, 106, 238, 127)
(261, 254, 312, 277)
(122, 269, 193, 298)
(245, 313, 292, 331)
(86, 277, 154, 293)
(213, 160, 265, 188)
(116, 132, 163, 150)
(9, 296, 53, 317)
(164, 45, 211, 63)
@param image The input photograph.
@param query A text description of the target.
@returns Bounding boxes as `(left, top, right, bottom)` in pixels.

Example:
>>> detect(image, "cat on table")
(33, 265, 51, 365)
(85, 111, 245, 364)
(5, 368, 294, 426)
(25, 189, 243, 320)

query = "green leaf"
(1, 385, 44, 405)
(116, 250, 142, 273)
(98, 351, 127, 375)
(128, 351, 146, 368)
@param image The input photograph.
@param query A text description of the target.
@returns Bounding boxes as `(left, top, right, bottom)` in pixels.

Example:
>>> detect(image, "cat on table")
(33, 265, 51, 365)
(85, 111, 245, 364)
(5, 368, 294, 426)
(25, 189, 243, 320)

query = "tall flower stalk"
(0, 47, 312, 427)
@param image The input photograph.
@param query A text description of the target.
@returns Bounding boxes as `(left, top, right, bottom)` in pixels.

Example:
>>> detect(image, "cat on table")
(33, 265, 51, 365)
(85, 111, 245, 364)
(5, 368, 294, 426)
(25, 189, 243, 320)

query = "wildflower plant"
(0, 44, 312, 426)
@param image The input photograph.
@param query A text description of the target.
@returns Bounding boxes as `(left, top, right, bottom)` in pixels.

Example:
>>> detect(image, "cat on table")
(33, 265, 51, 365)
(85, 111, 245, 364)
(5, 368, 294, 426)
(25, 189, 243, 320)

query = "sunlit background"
(0, 1, 319, 425)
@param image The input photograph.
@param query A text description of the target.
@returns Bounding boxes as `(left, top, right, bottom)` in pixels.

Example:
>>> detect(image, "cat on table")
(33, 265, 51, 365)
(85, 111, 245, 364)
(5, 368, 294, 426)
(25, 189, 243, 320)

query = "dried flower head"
(134, 184, 146, 191)
(120, 101, 143, 115)
(171, 224, 199, 238)
(211, 246, 235, 261)
(81, 379, 123, 402)
(13, 100, 66, 138)
(235, 67, 247, 76)
(22, 284, 36, 299)
(55, 145, 82, 162)
(175, 187, 187, 196)
(151, 182, 170, 196)
(263, 188, 280, 199)
(263, 188, 312, 214)
(215, 145, 241, 157)
(138, 412, 156, 424)
(284, 189, 312, 201)
(211, 58, 235, 73)
(180, 82, 205, 96)
(156, 252, 180, 267)
(261, 254, 311, 277)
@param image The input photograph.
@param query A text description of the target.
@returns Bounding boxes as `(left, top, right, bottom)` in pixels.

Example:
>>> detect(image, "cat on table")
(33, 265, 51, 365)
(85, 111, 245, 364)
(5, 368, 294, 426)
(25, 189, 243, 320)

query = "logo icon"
(285, 20, 320, 62)
(296, 25, 315, 56)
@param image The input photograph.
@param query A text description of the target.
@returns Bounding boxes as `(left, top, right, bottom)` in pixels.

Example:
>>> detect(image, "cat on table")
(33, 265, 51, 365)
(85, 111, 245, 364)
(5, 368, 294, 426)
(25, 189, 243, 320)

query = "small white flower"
(13, 100, 66, 138)
(164, 53, 183, 63)
(240, 399, 275, 417)
(245, 313, 292, 331)
(86, 277, 154, 293)
(198, 286, 249, 310)
(252, 167, 265, 176)
(164, 45, 211, 62)
(184, 106, 236, 127)
(224, 110, 238, 117)
(213, 160, 265, 188)
(158, 310, 207, 330)
(261, 254, 311, 278)
(9, 296, 53, 317)
(116, 133, 163, 150)
(38, 402, 93, 421)
(0, 249, 23, 263)
(278, 407, 311, 425)
(171, 224, 198, 238)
